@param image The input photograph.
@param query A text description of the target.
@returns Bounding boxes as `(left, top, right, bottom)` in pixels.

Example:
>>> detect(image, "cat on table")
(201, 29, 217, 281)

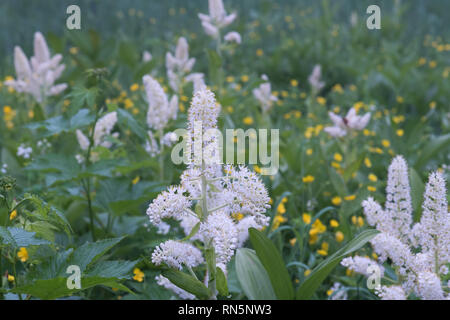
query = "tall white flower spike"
(166, 37, 196, 92)
(5, 32, 67, 103)
(345, 156, 449, 300)
(148, 89, 271, 299)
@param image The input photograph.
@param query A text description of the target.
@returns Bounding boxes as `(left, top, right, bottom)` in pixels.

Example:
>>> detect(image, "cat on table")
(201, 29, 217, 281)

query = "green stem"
(159, 129, 164, 181)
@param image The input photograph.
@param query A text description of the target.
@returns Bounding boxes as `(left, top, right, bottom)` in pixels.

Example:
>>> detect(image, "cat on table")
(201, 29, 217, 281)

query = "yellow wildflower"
(133, 268, 145, 282)
(331, 196, 342, 206)
(17, 247, 28, 262)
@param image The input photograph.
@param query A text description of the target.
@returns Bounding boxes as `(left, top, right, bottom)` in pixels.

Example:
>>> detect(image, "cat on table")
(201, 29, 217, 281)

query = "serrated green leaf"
(68, 237, 124, 272)
(0, 227, 50, 248)
(86, 260, 138, 279)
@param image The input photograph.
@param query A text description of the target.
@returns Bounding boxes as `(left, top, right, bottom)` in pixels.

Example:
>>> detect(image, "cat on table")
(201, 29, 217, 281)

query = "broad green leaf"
(117, 109, 147, 140)
(414, 134, 450, 170)
(68, 237, 124, 272)
(296, 229, 379, 300)
(216, 267, 229, 297)
(25, 108, 95, 137)
(12, 276, 131, 300)
(162, 269, 210, 300)
(235, 248, 276, 300)
(86, 260, 138, 279)
(0, 227, 50, 248)
(249, 228, 294, 299)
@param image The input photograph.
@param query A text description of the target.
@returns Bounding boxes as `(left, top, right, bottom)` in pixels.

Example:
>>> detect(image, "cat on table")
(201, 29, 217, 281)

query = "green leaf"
(235, 248, 276, 300)
(328, 167, 348, 198)
(12, 276, 131, 300)
(410, 168, 425, 222)
(86, 260, 138, 279)
(162, 269, 210, 300)
(249, 228, 294, 299)
(296, 229, 379, 300)
(414, 134, 450, 170)
(205, 247, 216, 292)
(181, 222, 200, 241)
(68, 237, 124, 272)
(117, 109, 148, 140)
(25, 108, 95, 137)
(216, 267, 229, 297)
(0, 227, 50, 249)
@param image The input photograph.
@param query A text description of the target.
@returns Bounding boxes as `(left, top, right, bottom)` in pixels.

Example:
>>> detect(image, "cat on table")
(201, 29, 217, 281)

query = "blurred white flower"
(199, 0, 237, 38)
(166, 37, 196, 92)
(17, 144, 32, 159)
(5, 32, 67, 103)
(253, 80, 277, 113)
(143, 75, 178, 131)
(224, 31, 241, 44)
(308, 64, 325, 93)
(76, 111, 118, 151)
(142, 50, 152, 62)
(185, 73, 206, 93)
(324, 107, 371, 137)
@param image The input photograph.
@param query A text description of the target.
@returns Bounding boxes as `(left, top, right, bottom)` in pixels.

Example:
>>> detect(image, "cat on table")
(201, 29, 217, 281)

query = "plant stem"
(159, 129, 164, 181)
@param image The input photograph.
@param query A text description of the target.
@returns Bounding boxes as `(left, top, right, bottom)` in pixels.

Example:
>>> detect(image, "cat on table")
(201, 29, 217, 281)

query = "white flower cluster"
(252, 77, 277, 113)
(308, 64, 325, 93)
(341, 256, 385, 277)
(146, 186, 191, 225)
(152, 240, 204, 270)
(76, 111, 119, 151)
(166, 37, 200, 92)
(352, 156, 450, 300)
(143, 75, 178, 131)
(324, 107, 371, 138)
(148, 89, 271, 298)
(5, 32, 67, 103)
(198, 0, 239, 44)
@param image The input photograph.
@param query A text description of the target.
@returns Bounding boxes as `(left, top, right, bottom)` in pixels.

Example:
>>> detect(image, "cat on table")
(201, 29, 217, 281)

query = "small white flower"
(253, 81, 277, 113)
(324, 107, 371, 137)
(224, 31, 241, 44)
(17, 144, 32, 159)
(308, 64, 325, 92)
(142, 50, 152, 62)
